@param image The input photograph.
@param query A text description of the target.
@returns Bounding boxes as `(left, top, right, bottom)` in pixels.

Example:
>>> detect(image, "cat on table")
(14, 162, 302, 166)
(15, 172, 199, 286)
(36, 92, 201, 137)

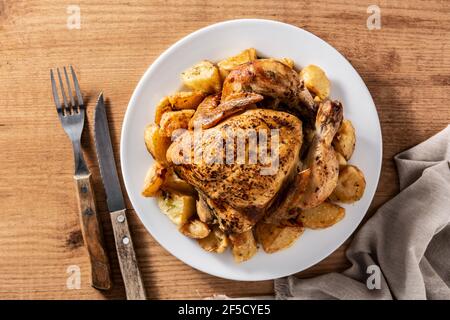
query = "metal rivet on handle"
(117, 214, 125, 223)
(122, 236, 130, 245)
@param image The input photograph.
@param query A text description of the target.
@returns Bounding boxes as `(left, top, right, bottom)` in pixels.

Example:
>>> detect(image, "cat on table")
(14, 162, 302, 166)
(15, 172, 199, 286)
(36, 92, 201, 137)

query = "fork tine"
(70, 66, 84, 108)
(57, 68, 70, 114)
(50, 69, 63, 114)
(63, 66, 76, 112)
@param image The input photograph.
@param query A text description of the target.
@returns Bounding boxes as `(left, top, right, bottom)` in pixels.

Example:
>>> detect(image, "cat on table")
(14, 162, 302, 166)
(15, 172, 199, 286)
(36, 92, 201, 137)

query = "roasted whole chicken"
(167, 59, 342, 232)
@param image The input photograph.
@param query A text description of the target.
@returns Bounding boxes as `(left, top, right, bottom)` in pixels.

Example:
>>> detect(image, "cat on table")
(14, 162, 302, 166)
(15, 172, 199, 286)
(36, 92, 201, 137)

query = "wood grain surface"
(0, 0, 449, 299)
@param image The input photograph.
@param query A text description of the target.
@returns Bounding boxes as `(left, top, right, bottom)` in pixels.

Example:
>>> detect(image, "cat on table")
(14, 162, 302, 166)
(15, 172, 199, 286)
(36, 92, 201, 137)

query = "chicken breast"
(167, 109, 303, 232)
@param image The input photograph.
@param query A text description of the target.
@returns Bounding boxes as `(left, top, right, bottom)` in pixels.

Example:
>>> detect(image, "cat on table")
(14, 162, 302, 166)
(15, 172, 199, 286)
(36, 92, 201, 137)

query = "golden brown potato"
(277, 57, 295, 69)
(255, 222, 304, 254)
(179, 219, 210, 239)
(181, 60, 222, 93)
(168, 91, 205, 110)
(161, 168, 196, 196)
(196, 196, 216, 224)
(141, 163, 167, 197)
(229, 230, 258, 263)
(198, 226, 229, 253)
(159, 109, 195, 137)
(335, 151, 347, 168)
(144, 124, 172, 164)
(299, 64, 330, 99)
(329, 165, 366, 203)
(333, 119, 356, 160)
(156, 191, 196, 226)
(297, 202, 345, 229)
(217, 48, 257, 79)
(155, 97, 173, 125)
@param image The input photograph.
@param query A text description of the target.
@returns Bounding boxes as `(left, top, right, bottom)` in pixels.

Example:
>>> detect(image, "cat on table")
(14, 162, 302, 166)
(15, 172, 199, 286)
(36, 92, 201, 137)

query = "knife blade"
(94, 93, 125, 213)
(94, 93, 147, 300)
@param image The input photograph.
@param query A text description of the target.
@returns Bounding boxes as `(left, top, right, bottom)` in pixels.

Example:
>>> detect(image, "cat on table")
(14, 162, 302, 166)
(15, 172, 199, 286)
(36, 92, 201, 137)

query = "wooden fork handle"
(110, 209, 147, 300)
(74, 173, 112, 290)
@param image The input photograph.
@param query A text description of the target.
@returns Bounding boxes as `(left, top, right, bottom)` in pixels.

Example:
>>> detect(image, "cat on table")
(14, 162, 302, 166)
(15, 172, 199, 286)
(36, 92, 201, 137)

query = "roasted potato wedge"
(255, 222, 304, 254)
(181, 60, 222, 93)
(155, 97, 173, 125)
(179, 219, 210, 239)
(335, 150, 347, 168)
(332, 119, 356, 160)
(156, 191, 196, 226)
(160, 109, 195, 137)
(329, 165, 366, 203)
(278, 57, 295, 69)
(298, 202, 345, 229)
(161, 168, 196, 196)
(217, 48, 257, 79)
(198, 226, 229, 253)
(141, 162, 167, 197)
(229, 230, 258, 263)
(196, 195, 216, 224)
(168, 91, 205, 110)
(144, 124, 172, 164)
(299, 64, 330, 100)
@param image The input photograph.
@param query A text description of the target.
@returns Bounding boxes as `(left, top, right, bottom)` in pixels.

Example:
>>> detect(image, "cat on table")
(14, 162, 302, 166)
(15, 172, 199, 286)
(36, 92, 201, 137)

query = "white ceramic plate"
(121, 19, 382, 281)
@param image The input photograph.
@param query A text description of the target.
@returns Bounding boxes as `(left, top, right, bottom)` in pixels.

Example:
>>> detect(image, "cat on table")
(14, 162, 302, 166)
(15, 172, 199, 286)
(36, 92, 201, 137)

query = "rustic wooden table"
(1, 0, 449, 299)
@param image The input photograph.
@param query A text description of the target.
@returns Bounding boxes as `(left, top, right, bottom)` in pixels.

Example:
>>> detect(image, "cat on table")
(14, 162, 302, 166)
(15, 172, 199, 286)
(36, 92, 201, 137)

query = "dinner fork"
(51, 66, 112, 290)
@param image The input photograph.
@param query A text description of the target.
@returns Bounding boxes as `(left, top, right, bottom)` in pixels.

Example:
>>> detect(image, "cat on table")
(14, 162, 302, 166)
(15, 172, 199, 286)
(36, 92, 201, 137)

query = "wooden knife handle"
(74, 174, 112, 290)
(110, 209, 147, 300)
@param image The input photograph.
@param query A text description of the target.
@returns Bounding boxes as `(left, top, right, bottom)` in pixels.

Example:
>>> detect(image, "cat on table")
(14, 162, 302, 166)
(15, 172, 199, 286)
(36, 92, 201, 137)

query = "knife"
(94, 93, 147, 300)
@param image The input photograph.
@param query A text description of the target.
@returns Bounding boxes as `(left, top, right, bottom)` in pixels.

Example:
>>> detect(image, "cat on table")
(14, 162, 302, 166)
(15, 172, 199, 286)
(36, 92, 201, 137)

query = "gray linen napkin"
(274, 125, 450, 300)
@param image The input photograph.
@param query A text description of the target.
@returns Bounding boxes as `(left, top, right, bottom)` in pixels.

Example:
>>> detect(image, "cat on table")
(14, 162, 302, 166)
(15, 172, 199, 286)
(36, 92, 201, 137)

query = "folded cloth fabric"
(274, 125, 450, 300)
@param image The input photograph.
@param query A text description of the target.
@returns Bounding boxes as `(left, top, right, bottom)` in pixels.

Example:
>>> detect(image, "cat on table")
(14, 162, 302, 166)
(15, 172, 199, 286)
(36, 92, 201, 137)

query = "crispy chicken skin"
(264, 168, 311, 223)
(192, 59, 315, 129)
(188, 94, 222, 130)
(167, 109, 303, 233)
(189, 93, 262, 130)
